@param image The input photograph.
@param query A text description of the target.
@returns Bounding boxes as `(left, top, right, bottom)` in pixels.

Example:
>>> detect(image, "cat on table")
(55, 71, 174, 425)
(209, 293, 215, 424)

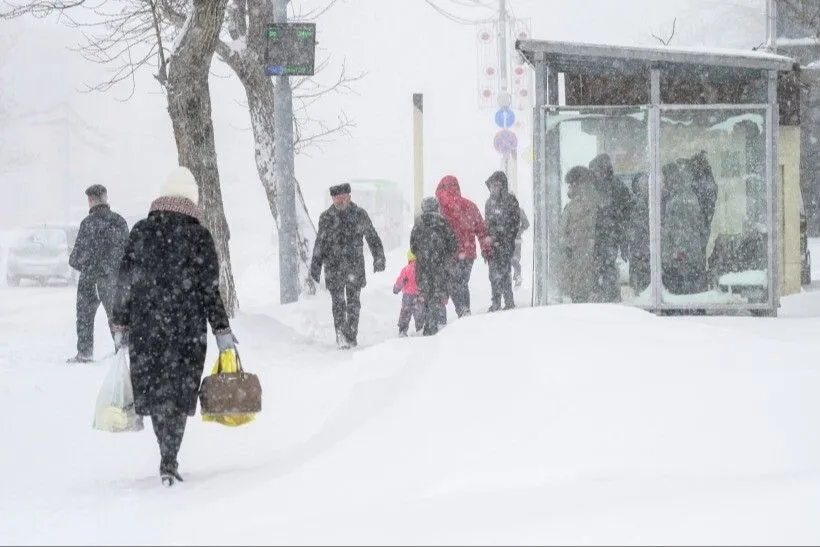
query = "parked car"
(6, 224, 80, 286)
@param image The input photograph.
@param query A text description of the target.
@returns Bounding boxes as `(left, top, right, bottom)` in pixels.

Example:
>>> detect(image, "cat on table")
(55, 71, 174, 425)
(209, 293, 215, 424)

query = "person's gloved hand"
(374, 257, 386, 273)
(113, 329, 129, 352)
(392, 284, 401, 295)
(215, 331, 238, 353)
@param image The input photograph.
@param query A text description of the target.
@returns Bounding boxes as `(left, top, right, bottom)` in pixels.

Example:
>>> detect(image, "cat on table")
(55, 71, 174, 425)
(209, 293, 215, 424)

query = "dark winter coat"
(589, 154, 629, 302)
(69, 203, 129, 280)
(310, 202, 385, 289)
(627, 173, 651, 294)
(688, 150, 718, 238)
(661, 162, 708, 294)
(410, 211, 457, 299)
(484, 172, 521, 260)
(112, 196, 230, 416)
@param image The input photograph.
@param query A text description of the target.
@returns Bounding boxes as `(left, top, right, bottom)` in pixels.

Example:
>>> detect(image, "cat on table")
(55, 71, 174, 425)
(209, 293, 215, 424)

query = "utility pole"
(498, 0, 511, 176)
(412, 93, 424, 217)
(273, 0, 300, 304)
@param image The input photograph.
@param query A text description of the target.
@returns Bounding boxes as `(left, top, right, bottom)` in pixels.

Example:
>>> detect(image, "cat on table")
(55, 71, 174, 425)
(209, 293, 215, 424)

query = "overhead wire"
(422, 0, 495, 25)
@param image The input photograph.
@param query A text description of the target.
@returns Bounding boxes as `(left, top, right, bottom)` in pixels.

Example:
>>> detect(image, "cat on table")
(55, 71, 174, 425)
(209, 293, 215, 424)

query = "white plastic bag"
(93, 349, 144, 433)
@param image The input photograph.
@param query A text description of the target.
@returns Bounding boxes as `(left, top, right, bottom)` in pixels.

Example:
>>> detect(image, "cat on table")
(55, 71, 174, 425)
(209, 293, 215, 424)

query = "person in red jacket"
(435, 175, 492, 317)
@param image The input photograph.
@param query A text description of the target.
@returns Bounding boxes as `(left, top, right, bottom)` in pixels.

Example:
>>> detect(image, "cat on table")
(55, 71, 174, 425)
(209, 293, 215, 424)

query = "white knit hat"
(161, 166, 199, 205)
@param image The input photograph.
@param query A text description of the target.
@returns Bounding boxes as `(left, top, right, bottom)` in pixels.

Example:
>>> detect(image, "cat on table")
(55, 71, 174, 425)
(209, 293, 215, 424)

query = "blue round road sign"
(493, 129, 518, 155)
(494, 107, 515, 129)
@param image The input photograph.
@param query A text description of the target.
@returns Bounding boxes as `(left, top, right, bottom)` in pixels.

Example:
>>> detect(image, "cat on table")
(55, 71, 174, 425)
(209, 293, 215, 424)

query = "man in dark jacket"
(410, 196, 457, 336)
(589, 153, 632, 303)
(66, 184, 129, 363)
(311, 183, 386, 349)
(112, 166, 236, 486)
(484, 171, 521, 311)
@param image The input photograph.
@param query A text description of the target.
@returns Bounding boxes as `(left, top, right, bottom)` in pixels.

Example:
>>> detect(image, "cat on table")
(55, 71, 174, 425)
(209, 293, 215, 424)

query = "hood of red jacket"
(435, 175, 462, 205)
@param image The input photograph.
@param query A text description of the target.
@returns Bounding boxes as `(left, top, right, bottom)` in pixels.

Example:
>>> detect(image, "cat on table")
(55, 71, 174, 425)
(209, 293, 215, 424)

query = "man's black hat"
(329, 183, 352, 197)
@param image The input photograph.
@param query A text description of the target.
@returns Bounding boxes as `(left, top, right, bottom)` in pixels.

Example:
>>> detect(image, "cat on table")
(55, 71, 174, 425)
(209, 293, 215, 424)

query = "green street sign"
(265, 23, 316, 77)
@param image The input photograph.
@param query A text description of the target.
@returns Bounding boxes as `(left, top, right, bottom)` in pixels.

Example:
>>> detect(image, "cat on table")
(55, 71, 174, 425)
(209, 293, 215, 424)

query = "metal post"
(412, 93, 424, 217)
(532, 55, 547, 306)
(765, 0, 777, 53)
(499, 0, 511, 175)
(768, 70, 780, 314)
(649, 69, 662, 309)
(273, 0, 300, 304)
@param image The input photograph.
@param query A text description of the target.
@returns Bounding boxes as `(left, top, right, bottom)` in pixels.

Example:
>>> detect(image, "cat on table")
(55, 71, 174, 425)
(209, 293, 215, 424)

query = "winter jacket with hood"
(410, 198, 458, 299)
(484, 170, 521, 260)
(435, 175, 491, 261)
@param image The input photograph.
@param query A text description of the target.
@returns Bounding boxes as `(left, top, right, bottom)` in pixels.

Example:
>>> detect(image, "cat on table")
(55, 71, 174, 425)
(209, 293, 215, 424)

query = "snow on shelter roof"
(517, 39, 798, 73)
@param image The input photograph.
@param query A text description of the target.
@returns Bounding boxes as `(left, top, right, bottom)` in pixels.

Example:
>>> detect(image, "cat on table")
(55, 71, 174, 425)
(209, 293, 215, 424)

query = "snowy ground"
(1, 239, 820, 545)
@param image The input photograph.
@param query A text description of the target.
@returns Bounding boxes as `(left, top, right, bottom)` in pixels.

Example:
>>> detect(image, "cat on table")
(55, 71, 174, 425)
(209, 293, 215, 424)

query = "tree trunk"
(166, 0, 239, 314)
(217, 0, 317, 295)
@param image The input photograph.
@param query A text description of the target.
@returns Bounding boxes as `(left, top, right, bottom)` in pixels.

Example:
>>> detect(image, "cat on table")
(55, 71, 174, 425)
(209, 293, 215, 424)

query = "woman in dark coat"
(410, 197, 457, 336)
(112, 166, 236, 487)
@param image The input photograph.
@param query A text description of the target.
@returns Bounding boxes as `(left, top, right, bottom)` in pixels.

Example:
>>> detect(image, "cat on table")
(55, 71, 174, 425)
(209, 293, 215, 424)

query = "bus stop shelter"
(516, 39, 800, 315)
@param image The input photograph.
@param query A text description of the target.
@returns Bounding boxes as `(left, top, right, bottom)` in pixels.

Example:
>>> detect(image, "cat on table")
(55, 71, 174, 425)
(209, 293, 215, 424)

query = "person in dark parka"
(67, 184, 130, 364)
(310, 183, 386, 349)
(589, 153, 631, 303)
(410, 196, 457, 336)
(484, 170, 521, 311)
(111, 166, 236, 486)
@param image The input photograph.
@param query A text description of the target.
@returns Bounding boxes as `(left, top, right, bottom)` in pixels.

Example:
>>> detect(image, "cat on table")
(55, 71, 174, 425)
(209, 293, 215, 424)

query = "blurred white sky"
(0, 0, 765, 233)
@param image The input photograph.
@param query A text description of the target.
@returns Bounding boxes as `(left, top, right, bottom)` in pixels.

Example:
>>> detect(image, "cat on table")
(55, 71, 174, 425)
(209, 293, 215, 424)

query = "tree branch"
(651, 17, 676, 46)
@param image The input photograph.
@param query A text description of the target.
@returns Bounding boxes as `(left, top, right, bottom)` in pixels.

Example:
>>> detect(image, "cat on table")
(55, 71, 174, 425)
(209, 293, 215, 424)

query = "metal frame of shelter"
(516, 39, 799, 315)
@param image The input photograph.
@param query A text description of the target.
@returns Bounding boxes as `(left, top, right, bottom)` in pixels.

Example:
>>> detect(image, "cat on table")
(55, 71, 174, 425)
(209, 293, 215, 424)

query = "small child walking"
(393, 250, 424, 336)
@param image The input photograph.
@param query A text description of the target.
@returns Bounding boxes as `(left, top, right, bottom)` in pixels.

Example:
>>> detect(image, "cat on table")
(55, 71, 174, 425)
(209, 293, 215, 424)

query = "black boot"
(160, 460, 184, 487)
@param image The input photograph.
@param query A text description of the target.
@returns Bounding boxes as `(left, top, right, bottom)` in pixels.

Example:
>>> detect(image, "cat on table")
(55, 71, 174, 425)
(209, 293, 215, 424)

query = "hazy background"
(0, 0, 766, 236)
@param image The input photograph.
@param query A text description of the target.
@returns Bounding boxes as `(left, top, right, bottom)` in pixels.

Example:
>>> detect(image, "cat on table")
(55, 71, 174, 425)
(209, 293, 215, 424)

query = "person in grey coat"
(559, 166, 604, 303)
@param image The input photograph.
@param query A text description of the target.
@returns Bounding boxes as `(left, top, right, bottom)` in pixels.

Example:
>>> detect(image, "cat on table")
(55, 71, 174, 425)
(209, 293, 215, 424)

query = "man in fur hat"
(310, 183, 386, 349)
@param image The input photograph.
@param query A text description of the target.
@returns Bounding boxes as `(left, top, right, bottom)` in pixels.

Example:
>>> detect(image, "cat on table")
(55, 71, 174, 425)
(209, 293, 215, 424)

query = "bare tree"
(780, 0, 820, 38)
(1, 0, 239, 313)
(1, 0, 364, 297)
(165, 0, 238, 313)
(212, 0, 363, 293)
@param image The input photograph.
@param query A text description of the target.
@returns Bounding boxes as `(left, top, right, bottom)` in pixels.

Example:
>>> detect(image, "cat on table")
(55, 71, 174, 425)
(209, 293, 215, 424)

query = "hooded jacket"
(484, 170, 521, 259)
(434, 175, 491, 261)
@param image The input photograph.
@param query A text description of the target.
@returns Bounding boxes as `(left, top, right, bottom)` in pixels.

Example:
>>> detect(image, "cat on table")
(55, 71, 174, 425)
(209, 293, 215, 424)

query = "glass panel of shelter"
(545, 107, 650, 305)
(658, 106, 769, 307)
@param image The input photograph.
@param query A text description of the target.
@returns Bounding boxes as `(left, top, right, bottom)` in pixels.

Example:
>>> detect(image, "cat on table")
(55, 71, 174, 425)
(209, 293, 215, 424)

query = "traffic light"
(264, 23, 316, 77)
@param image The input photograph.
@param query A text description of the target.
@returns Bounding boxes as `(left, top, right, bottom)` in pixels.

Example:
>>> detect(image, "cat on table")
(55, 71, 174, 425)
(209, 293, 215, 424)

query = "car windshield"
(15, 229, 68, 248)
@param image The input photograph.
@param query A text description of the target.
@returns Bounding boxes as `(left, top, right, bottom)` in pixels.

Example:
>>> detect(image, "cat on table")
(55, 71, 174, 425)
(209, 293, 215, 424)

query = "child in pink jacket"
(393, 250, 424, 336)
